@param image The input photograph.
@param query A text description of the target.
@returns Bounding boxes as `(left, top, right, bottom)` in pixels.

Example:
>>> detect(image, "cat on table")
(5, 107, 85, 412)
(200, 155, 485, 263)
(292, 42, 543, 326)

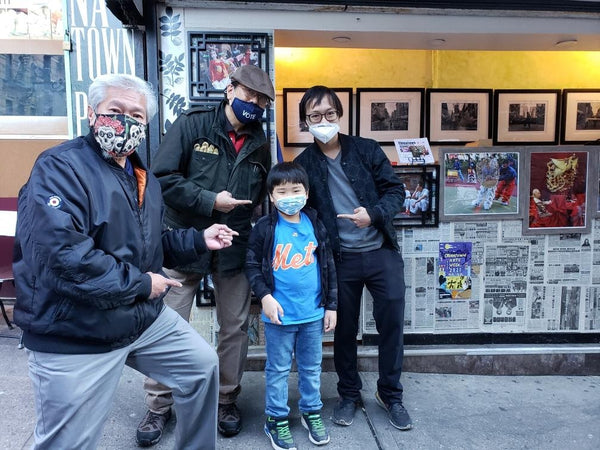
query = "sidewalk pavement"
(2, 321, 600, 450)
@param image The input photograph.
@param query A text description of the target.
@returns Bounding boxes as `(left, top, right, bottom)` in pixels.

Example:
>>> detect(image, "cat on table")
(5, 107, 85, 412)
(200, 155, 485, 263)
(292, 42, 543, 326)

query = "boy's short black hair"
(267, 162, 309, 193)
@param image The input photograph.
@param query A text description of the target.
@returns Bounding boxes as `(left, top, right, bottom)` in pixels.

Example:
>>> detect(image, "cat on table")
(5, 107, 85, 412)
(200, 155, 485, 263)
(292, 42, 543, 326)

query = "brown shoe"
(218, 403, 242, 437)
(136, 409, 172, 447)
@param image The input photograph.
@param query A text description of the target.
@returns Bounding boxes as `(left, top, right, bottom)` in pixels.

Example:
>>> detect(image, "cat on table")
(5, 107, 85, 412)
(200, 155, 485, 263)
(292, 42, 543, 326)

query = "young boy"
(246, 162, 338, 450)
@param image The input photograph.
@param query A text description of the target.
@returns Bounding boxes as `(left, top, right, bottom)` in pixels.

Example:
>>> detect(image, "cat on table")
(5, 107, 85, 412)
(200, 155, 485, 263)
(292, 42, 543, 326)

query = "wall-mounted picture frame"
(282, 87, 353, 147)
(426, 89, 492, 146)
(188, 32, 270, 103)
(356, 88, 424, 145)
(522, 146, 594, 235)
(561, 89, 600, 145)
(393, 164, 440, 227)
(494, 89, 561, 145)
(439, 147, 523, 222)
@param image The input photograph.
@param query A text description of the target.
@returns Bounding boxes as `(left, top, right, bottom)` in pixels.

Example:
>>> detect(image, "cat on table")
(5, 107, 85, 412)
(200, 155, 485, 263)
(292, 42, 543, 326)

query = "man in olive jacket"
(138, 65, 275, 444)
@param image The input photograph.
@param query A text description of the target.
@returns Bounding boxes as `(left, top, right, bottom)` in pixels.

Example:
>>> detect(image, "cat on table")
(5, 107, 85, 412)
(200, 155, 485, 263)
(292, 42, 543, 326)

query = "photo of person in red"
(527, 152, 587, 230)
(208, 49, 231, 89)
(493, 157, 517, 206)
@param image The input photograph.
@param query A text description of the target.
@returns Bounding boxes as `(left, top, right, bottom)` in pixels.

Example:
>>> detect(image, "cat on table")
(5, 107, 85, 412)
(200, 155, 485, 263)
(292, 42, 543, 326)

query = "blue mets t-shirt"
(266, 212, 323, 325)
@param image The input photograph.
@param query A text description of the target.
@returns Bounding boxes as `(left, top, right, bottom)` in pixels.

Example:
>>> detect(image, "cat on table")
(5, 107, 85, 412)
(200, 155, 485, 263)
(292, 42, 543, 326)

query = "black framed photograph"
(522, 146, 595, 235)
(439, 147, 523, 222)
(356, 88, 424, 145)
(282, 87, 353, 147)
(426, 89, 492, 145)
(494, 89, 561, 145)
(188, 31, 270, 103)
(393, 164, 440, 227)
(561, 89, 600, 144)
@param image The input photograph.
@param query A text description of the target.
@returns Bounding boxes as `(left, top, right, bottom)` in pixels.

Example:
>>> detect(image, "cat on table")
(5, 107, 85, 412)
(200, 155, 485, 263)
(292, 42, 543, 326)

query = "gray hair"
(88, 74, 158, 120)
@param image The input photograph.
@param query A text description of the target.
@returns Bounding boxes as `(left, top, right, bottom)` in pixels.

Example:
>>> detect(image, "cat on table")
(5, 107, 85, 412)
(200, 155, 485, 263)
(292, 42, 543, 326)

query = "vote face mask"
(231, 97, 265, 124)
(92, 113, 146, 157)
(308, 123, 340, 144)
(274, 194, 307, 216)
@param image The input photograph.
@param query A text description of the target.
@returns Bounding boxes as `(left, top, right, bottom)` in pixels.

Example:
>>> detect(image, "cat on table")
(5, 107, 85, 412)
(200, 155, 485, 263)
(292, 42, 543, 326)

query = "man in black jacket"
(13, 74, 237, 450)
(139, 64, 275, 443)
(294, 85, 413, 432)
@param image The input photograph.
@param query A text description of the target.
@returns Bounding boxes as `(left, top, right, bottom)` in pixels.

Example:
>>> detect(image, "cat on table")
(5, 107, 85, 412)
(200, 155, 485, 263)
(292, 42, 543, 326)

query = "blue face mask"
(231, 97, 265, 124)
(274, 194, 307, 216)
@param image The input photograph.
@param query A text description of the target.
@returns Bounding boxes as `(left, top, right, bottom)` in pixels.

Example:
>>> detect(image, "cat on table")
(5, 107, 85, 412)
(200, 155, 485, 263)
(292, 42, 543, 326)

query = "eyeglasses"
(235, 83, 271, 109)
(306, 110, 339, 124)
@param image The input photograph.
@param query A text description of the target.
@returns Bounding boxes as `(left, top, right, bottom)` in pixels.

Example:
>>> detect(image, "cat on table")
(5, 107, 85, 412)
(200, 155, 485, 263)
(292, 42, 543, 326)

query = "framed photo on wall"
(282, 87, 353, 147)
(494, 89, 561, 145)
(522, 146, 595, 235)
(356, 88, 424, 145)
(188, 32, 270, 103)
(439, 147, 523, 222)
(561, 89, 600, 144)
(426, 89, 492, 145)
(393, 165, 439, 227)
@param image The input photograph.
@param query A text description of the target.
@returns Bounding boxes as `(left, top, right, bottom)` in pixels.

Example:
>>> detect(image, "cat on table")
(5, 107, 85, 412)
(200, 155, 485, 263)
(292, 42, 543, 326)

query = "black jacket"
(245, 208, 337, 311)
(294, 134, 404, 260)
(13, 133, 209, 354)
(152, 101, 271, 274)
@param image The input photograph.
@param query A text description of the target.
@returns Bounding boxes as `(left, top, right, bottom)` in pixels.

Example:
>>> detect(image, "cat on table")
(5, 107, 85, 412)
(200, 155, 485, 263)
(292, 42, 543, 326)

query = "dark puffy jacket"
(152, 101, 271, 274)
(245, 208, 337, 311)
(13, 134, 208, 354)
(294, 134, 404, 260)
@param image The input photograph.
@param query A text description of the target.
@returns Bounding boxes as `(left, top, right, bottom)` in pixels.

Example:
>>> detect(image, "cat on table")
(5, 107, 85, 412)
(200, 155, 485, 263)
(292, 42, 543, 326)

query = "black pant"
(334, 247, 406, 404)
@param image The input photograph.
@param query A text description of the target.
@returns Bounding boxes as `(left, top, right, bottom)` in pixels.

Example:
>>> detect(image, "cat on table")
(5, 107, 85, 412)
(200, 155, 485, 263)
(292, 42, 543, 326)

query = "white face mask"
(308, 123, 340, 144)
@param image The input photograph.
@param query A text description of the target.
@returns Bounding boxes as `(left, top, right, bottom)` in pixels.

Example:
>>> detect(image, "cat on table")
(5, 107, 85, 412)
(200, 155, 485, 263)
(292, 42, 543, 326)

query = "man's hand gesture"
(203, 223, 239, 250)
(214, 190, 252, 213)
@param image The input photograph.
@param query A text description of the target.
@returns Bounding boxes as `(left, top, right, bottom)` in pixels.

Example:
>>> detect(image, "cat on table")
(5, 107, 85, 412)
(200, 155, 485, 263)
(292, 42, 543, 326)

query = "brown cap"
(230, 65, 275, 101)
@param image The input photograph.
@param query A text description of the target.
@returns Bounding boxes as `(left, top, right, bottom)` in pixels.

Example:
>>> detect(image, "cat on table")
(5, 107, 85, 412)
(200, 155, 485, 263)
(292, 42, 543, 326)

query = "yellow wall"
(275, 48, 600, 160)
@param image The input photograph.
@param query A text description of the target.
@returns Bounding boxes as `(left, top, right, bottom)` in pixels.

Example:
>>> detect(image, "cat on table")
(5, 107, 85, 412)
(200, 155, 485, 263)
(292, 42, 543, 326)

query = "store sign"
(67, 0, 139, 136)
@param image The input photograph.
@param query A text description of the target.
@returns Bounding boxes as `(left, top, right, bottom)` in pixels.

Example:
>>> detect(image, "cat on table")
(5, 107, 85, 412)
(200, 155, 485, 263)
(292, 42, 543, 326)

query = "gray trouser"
(144, 268, 251, 410)
(27, 306, 218, 450)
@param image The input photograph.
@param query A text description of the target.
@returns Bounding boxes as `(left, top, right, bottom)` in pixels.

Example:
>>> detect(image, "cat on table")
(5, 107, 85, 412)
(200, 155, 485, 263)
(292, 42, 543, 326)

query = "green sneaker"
(264, 416, 297, 450)
(301, 411, 330, 445)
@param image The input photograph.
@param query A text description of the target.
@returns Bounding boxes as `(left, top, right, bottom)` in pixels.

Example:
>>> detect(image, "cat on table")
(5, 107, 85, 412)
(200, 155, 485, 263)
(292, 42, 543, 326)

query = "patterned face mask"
(274, 194, 307, 216)
(92, 113, 147, 157)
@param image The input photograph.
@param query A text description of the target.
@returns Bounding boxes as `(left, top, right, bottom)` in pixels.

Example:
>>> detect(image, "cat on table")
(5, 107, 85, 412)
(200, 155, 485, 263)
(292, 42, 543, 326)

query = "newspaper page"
(591, 219, 600, 284)
(189, 305, 218, 346)
(546, 233, 592, 285)
(452, 221, 500, 268)
(583, 287, 600, 331)
(525, 285, 560, 331)
(393, 138, 434, 165)
(402, 223, 452, 256)
(482, 244, 529, 331)
(558, 286, 583, 331)
(500, 220, 547, 284)
(412, 256, 437, 332)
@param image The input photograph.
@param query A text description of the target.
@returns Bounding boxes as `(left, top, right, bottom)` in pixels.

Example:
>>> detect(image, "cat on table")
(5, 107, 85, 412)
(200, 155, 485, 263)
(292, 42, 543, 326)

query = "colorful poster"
(438, 242, 472, 299)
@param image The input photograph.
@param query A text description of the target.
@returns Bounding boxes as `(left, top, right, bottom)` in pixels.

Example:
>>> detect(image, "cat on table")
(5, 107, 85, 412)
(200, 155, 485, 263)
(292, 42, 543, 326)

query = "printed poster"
(439, 242, 472, 299)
